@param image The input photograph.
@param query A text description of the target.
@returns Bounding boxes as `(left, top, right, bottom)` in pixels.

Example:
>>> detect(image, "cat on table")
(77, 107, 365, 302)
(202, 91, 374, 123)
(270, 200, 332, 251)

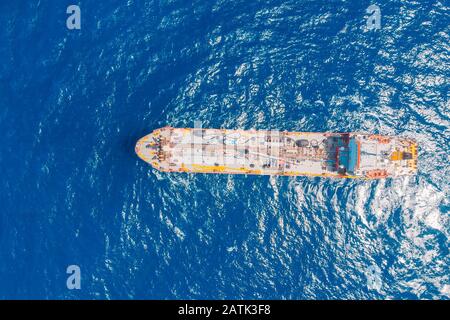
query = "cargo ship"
(135, 127, 417, 179)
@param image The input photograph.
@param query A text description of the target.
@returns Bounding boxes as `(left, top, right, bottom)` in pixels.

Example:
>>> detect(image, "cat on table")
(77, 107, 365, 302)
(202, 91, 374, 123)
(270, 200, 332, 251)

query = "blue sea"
(0, 0, 448, 299)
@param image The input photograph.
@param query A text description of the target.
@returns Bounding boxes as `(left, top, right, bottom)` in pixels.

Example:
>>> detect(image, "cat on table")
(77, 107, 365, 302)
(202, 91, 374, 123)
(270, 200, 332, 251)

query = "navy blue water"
(0, 1, 448, 299)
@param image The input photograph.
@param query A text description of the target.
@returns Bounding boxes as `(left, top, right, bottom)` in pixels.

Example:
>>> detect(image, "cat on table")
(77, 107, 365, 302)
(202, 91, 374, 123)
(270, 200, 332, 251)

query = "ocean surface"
(0, 0, 448, 299)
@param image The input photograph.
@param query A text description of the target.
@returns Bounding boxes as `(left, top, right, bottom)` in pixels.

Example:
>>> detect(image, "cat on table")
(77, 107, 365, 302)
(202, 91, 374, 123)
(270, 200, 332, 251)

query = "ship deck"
(139, 128, 345, 176)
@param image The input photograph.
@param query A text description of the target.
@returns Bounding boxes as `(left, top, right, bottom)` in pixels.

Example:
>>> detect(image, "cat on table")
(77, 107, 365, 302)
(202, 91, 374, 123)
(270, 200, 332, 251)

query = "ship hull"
(136, 127, 418, 179)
